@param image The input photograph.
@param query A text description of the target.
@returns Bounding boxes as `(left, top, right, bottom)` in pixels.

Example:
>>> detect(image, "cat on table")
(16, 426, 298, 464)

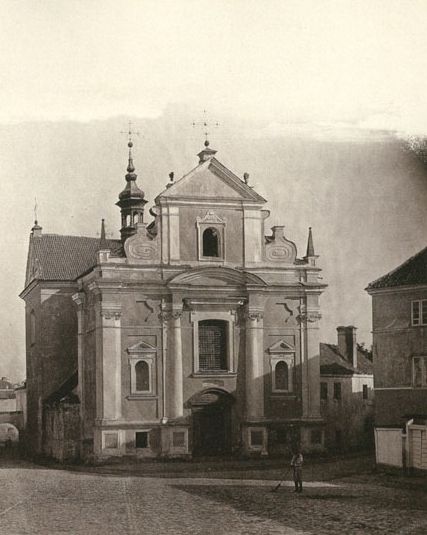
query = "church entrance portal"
(191, 389, 233, 456)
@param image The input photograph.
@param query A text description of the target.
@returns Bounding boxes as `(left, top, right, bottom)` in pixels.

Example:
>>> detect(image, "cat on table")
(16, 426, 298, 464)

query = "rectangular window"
(333, 382, 342, 400)
(311, 430, 322, 444)
(320, 382, 328, 400)
(412, 300, 427, 326)
(363, 384, 368, 399)
(413, 357, 427, 388)
(135, 432, 148, 449)
(250, 430, 264, 447)
(104, 433, 119, 449)
(172, 431, 186, 448)
(199, 320, 228, 371)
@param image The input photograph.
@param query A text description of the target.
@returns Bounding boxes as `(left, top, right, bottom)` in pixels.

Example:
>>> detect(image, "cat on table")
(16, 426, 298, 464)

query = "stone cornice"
(19, 279, 77, 300)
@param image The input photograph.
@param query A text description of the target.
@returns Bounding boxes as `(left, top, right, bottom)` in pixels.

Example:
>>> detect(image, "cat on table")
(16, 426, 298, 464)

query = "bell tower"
(116, 128, 147, 243)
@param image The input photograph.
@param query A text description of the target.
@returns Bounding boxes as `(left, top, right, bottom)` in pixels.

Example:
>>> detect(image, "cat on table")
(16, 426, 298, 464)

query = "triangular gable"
(267, 339, 295, 354)
(127, 341, 157, 354)
(156, 158, 266, 203)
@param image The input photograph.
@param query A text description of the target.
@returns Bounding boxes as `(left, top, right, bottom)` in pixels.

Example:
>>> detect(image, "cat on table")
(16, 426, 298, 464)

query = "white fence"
(375, 427, 403, 467)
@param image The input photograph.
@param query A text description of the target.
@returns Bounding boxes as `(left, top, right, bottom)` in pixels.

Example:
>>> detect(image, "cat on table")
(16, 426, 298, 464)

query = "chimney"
(337, 326, 357, 369)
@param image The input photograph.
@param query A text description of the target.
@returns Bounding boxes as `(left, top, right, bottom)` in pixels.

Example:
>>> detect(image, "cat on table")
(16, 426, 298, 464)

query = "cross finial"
(34, 197, 38, 224)
(120, 120, 140, 145)
(192, 109, 219, 147)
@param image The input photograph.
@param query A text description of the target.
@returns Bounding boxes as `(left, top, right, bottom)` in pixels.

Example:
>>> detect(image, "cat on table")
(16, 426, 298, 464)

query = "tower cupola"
(116, 138, 147, 243)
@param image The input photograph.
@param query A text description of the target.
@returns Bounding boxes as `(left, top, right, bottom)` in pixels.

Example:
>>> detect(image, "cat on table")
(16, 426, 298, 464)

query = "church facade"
(21, 139, 326, 461)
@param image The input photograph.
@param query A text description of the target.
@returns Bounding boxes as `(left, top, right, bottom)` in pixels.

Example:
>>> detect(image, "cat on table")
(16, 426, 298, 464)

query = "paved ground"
(0, 457, 426, 534)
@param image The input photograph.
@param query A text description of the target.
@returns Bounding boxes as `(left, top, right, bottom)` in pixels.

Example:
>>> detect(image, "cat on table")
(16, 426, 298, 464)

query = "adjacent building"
(320, 326, 374, 451)
(21, 139, 326, 462)
(366, 246, 427, 471)
(0, 378, 26, 444)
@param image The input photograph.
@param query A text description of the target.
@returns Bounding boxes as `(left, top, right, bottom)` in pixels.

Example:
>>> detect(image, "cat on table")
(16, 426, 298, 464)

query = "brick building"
(366, 246, 427, 470)
(21, 139, 326, 461)
(320, 326, 374, 452)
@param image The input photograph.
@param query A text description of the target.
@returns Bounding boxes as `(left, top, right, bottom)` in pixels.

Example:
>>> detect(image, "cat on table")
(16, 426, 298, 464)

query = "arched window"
(135, 361, 150, 391)
(202, 228, 219, 257)
(275, 361, 289, 391)
(199, 320, 227, 371)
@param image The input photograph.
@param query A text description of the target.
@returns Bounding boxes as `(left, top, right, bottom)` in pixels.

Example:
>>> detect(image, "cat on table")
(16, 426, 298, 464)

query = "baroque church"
(21, 136, 326, 461)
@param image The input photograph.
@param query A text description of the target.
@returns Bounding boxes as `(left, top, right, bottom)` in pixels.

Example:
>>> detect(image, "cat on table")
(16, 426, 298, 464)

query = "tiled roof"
(25, 234, 123, 286)
(367, 246, 427, 290)
(320, 343, 373, 376)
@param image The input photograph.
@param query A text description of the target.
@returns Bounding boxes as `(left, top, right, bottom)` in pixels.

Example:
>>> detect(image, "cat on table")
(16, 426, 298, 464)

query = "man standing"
(291, 448, 303, 493)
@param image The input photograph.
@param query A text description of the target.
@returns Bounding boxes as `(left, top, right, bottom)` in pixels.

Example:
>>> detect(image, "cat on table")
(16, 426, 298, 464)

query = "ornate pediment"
(267, 339, 295, 354)
(127, 340, 157, 354)
(196, 210, 226, 226)
(124, 223, 160, 264)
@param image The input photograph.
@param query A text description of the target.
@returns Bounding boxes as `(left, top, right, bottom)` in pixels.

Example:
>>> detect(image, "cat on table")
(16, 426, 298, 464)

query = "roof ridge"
(41, 233, 120, 241)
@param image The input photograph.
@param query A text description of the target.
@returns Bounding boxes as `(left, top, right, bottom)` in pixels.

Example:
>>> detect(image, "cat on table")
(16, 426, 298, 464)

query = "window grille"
(199, 320, 227, 371)
(172, 431, 186, 448)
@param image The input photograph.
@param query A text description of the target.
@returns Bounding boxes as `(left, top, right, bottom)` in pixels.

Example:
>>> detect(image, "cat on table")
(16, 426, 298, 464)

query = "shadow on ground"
(171, 481, 427, 535)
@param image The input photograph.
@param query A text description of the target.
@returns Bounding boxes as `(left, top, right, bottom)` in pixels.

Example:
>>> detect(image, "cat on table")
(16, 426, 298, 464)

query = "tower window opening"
(202, 227, 219, 257)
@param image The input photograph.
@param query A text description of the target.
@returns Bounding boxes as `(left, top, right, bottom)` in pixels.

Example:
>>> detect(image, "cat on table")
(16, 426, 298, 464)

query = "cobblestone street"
(0, 458, 426, 534)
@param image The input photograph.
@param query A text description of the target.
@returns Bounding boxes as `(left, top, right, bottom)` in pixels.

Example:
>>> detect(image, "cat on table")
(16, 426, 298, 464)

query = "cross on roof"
(120, 120, 140, 144)
(192, 109, 219, 145)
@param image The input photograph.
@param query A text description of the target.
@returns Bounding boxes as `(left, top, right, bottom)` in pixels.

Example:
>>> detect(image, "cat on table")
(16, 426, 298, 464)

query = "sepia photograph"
(0, 1, 426, 533)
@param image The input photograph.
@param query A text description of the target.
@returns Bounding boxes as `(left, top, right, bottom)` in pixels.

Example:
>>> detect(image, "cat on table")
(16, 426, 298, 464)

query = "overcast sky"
(1, 0, 426, 131)
(0, 0, 426, 381)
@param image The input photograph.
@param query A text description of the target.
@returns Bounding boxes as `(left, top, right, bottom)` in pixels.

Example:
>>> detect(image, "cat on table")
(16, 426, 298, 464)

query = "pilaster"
(245, 309, 265, 420)
(298, 300, 322, 419)
(95, 301, 122, 423)
(160, 306, 184, 420)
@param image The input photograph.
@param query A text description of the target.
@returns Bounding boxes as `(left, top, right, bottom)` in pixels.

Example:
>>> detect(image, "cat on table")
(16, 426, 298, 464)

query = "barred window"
(199, 320, 228, 371)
